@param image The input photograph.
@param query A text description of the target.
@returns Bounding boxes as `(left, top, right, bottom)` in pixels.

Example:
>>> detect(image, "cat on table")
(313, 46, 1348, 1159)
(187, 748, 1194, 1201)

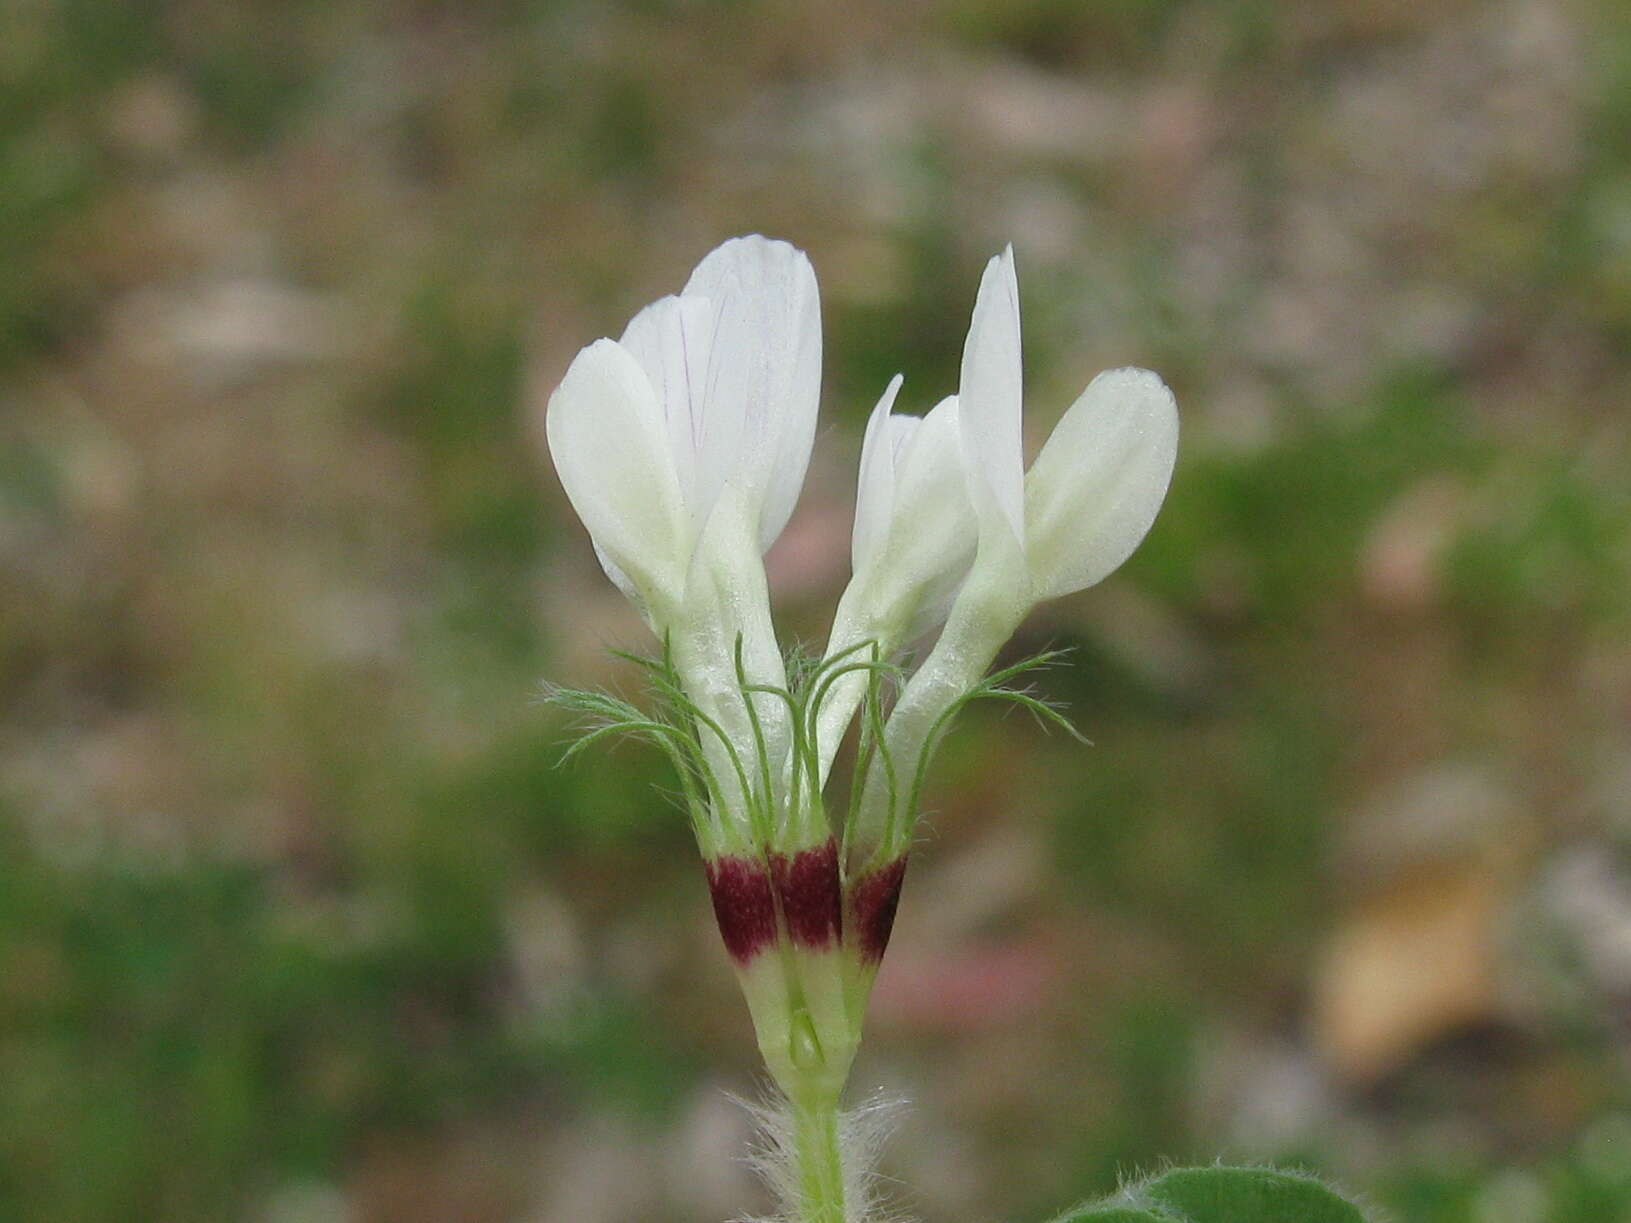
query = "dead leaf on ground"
(1313, 859, 1506, 1083)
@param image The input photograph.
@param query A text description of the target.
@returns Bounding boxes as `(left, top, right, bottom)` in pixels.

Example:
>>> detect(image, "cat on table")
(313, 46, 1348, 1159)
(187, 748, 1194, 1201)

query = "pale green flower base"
(740, 963, 868, 1221)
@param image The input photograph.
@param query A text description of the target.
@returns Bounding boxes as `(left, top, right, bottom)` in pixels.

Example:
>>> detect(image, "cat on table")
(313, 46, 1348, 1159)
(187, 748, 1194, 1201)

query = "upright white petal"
(682, 236, 821, 551)
(619, 293, 717, 512)
(545, 339, 689, 611)
(847, 388, 977, 638)
(817, 389, 976, 784)
(1023, 367, 1179, 600)
(882, 394, 978, 639)
(957, 247, 1026, 545)
(851, 374, 905, 573)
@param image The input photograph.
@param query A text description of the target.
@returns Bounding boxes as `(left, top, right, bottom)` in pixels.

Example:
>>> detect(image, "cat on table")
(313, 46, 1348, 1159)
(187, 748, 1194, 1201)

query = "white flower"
(849, 247, 1179, 867)
(955, 245, 1179, 616)
(545, 235, 821, 628)
(811, 378, 977, 778)
(546, 237, 823, 820)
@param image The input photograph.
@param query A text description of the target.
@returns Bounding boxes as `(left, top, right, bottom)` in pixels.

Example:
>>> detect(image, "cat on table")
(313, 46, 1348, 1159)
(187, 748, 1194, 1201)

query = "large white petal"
(682, 236, 821, 551)
(851, 374, 905, 573)
(957, 246, 1026, 545)
(619, 293, 717, 513)
(1023, 367, 1178, 601)
(545, 339, 690, 612)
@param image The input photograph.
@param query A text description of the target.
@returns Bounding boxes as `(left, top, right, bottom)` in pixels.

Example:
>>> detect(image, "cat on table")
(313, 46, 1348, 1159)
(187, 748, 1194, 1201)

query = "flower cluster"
(545, 236, 1177, 1117)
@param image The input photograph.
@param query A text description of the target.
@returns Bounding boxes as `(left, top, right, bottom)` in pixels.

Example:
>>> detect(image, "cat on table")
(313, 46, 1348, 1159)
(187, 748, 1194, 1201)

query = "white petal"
(1023, 367, 1179, 600)
(851, 374, 905, 573)
(817, 394, 977, 775)
(957, 246, 1026, 545)
(591, 538, 639, 604)
(886, 395, 979, 638)
(544, 339, 690, 610)
(847, 392, 978, 643)
(681, 483, 791, 768)
(682, 235, 822, 551)
(619, 293, 717, 512)
(894, 395, 964, 496)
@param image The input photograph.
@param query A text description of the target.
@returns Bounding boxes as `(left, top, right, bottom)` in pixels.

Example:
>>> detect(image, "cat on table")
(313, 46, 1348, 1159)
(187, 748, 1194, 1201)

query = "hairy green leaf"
(1145, 1167, 1365, 1222)
(1054, 1166, 1367, 1223)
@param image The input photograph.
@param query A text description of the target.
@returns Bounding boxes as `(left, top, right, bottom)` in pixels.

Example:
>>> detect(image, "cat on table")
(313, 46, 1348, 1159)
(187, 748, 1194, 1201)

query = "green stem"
(791, 1091, 847, 1223)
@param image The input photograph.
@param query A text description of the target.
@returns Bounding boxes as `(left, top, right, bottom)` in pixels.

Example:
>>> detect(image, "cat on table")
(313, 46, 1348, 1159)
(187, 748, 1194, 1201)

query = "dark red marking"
(850, 856, 908, 964)
(705, 855, 777, 965)
(770, 839, 842, 950)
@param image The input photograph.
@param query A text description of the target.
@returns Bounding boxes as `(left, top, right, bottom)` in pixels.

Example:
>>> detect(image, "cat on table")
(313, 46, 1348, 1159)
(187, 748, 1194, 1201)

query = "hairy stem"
(791, 1090, 848, 1223)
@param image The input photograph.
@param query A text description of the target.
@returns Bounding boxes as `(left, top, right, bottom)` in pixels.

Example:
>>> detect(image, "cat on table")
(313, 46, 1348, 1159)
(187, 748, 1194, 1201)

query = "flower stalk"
(791, 1090, 848, 1223)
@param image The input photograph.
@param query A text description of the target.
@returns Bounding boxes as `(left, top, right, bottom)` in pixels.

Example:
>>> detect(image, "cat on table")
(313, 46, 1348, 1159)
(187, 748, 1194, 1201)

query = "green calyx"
(545, 635, 1093, 1112)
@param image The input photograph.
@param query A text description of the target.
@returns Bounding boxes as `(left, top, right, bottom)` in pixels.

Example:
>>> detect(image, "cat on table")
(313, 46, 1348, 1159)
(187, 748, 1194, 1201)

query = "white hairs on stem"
(728, 1088, 910, 1223)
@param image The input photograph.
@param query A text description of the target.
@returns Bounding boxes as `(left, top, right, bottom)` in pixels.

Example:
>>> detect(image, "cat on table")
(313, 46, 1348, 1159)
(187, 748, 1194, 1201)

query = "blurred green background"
(3, 1, 1631, 1220)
